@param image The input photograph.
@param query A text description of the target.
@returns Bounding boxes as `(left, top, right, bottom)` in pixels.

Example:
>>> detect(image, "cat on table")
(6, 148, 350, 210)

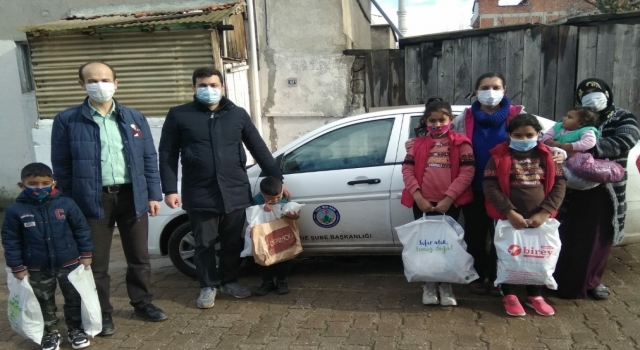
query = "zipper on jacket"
(209, 111, 225, 211)
(39, 203, 55, 271)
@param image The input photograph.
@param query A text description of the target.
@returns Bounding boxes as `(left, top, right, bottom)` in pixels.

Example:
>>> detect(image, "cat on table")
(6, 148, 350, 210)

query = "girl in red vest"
(401, 98, 475, 306)
(483, 114, 566, 317)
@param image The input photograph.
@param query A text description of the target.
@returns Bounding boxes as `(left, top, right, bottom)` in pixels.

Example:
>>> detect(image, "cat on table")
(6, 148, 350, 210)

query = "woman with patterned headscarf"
(554, 78, 640, 299)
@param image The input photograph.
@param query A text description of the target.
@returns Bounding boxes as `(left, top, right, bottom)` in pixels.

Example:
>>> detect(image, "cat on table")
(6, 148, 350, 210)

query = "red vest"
(462, 105, 523, 138)
(401, 131, 474, 208)
(484, 141, 559, 220)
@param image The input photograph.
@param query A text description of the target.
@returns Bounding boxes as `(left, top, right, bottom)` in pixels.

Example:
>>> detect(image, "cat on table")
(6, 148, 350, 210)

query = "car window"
(409, 115, 422, 139)
(282, 119, 394, 174)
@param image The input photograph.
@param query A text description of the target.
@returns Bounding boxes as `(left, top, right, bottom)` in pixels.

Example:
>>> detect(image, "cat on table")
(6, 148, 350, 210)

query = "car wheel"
(168, 222, 199, 278)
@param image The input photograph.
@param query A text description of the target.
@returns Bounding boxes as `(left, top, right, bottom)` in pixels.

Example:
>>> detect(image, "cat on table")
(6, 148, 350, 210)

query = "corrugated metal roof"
(20, 1, 244, 34)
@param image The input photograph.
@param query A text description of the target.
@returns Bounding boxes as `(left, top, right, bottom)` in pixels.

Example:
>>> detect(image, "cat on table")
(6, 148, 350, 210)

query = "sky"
(372, 0, 475, 37)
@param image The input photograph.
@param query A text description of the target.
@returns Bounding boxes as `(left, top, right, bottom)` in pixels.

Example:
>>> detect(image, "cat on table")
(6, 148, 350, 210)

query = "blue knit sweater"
(471, 97, 512, 191)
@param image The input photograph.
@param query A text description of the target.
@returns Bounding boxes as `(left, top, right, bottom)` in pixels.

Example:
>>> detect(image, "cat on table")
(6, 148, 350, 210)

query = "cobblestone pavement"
(0, 239, 639, 350)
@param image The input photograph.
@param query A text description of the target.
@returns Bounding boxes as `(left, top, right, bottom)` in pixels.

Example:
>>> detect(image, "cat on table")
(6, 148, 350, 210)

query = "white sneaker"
(422, 283, 439, 305)
(196, 287, 217, 309)
(439, 283, 457, 306)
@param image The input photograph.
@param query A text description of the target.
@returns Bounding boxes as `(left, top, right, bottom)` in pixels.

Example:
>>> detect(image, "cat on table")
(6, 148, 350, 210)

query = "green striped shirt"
(90, 102, 130, 186)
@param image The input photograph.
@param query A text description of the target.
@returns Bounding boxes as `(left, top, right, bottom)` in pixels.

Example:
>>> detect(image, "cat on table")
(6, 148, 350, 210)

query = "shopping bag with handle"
(241, 202, 304, 258)
(395, 215, 478, 284)
(251, 217, 303, 266)
(6, 269, 44, 343)
(494, 219, 561, 289)
(68, 265, 102, 337)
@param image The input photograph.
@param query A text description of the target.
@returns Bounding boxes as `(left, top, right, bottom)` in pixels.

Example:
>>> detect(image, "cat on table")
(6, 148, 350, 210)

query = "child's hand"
(434, 196, 454, 214)
(81, 258, 92, 270)
(507, 210, 528, 229)
(285, 211, 300, 220)
(13, 270, 29, 280)
(526, 211, 551, 228)
(415, 197, 434, 213)
(263, 203, 273, 212)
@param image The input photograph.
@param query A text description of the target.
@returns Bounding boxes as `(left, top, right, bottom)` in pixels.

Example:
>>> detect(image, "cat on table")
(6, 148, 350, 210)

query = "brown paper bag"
(251, 218, 303, 266)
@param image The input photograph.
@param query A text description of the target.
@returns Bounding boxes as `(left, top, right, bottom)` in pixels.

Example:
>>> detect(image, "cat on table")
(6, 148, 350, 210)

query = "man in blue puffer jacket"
(2, 163, 93, 350)
(50, 61, 166, 336)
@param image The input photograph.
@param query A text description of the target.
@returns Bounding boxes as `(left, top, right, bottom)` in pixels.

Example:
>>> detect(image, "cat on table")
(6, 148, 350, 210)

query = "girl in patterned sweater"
(401, 98, 475, 306)
(483, 114, 566, 317)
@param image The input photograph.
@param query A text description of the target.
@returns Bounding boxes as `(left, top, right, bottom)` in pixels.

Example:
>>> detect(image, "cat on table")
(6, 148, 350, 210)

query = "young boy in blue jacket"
(1, 163, 94, 350)
(252, 176, 300, 296)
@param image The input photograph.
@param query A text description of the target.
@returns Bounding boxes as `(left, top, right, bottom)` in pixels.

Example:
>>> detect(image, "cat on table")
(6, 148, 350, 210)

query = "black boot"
(99, 313, 115, 336)
(255, 280, 276, 296)
(276, 279, 290, 295)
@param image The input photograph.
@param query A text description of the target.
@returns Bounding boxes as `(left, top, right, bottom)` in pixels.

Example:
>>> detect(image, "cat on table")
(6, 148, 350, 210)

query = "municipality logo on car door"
(312, 205, 340, 228)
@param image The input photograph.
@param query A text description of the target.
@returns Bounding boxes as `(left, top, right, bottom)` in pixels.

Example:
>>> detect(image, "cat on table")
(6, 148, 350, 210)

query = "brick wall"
(473, 0, 593, 28)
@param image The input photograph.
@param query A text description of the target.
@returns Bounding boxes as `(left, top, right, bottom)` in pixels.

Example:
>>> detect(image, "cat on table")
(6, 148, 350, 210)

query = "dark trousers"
(461, 191, 497, 283)
(87, 188, 152, 314)
(412, 202, 461, 221)
(499, 284, 542, 297)
(29, 265, 82, 332)
(187, 209, 246, 288)
(260, 260, 292, 282)
(555, 186, 615, 299)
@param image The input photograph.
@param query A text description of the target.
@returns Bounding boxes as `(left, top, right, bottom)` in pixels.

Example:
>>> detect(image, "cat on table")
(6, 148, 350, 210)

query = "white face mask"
(85, 82, 115, 103)
(581, 92, 608, 111)
(477, 89, 504, 107)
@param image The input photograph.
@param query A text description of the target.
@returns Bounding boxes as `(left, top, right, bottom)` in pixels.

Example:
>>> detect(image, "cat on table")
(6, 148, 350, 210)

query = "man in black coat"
(159, 67, 288, 308)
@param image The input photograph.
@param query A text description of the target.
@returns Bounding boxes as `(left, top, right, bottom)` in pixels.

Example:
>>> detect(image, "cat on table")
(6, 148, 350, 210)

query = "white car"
(148, 105, 640, 277)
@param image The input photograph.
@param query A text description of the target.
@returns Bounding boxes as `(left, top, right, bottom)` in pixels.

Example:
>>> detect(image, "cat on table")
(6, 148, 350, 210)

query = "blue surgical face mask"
(24, 186, 53, 200)
(196, 87, 222, 106)
(509, 137, 537, 152)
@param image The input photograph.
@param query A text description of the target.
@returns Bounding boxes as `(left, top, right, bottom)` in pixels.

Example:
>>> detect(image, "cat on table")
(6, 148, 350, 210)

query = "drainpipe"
(246, 0, 263, 135)
(397, 0, 407, 36)
(371, 0, 403, 38)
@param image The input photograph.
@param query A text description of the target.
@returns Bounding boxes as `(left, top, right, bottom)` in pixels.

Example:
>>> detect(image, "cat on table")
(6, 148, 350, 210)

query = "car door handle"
(347, 179, 381, 185)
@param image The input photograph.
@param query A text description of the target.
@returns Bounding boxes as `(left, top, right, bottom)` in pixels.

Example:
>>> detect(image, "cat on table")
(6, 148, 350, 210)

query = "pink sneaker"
(502, 295, 526, 316)
(525, 296, 555, 316)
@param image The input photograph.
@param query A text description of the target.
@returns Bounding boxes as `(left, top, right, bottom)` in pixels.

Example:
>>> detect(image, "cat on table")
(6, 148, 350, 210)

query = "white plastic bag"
(6, 269, 44, 343)
(282, 202, 305, 215)
(68, 266, 102, 337)
(494, 219, 562, 289)
(563, 165, 599, 190)
(395, 215, 478, 284)
(241, 205, 280, 258)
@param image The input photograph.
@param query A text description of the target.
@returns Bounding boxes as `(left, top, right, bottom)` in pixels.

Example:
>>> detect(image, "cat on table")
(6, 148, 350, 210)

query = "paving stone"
(0, 240, 638, 350)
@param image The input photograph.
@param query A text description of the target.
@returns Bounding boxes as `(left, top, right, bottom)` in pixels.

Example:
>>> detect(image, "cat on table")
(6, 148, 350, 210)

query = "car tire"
(168, 222, 198, 278)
